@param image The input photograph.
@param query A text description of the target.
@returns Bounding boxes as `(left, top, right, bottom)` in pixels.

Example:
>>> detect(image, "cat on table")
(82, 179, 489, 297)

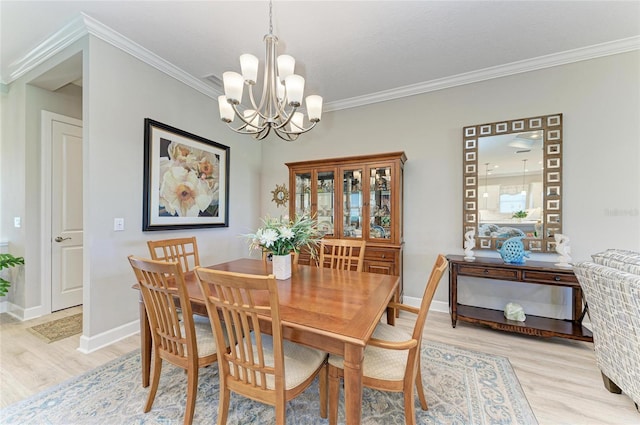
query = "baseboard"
(78, 320, 140, 354)
(1, 303, 48, 321)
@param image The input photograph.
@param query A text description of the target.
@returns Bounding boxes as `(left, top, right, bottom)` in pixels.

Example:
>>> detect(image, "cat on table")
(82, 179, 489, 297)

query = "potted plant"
(512, 210, 527, 221)
(246, 215, 320, 280)
(0, 253, 25, 297)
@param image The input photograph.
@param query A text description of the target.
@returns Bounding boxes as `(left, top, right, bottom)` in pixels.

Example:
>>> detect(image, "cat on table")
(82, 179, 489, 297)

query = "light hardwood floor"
(1, 306, 638, 424)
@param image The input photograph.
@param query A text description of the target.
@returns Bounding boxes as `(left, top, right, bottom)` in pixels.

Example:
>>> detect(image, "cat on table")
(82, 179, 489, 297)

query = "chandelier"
(218, 0, 323, 141)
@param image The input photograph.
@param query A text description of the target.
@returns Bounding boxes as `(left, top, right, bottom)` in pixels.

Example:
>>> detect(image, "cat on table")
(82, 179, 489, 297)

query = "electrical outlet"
(114, 218, 125, 231)
(14, 217, 21, 228)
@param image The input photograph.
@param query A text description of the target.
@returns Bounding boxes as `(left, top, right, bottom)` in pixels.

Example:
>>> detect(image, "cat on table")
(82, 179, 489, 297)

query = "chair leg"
(404, 387, 417, 425)
(601, 372, 622, 394)
(328, 364, 341, 425)
(217, 386, 230, 425)
(415, 358, 428, 410)
(319, 362, 328, 419)
(275, 393, 286, 425)
(183, 366, 198, 425)
(144, 353, 163, 412)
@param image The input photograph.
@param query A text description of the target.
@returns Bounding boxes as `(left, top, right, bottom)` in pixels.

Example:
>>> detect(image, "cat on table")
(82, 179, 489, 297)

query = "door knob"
(54, 236, 71, 242)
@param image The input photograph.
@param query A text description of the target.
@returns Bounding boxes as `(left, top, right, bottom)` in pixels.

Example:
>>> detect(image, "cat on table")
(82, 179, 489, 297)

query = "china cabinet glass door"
(342, 168, 364, 238)
(316, 170, 335, 236)
(369, 166, 392, 240)
(294, 172, 312, 217)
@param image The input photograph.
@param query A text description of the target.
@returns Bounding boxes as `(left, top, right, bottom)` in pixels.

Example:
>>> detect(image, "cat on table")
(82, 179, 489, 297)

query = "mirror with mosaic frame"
(462, 113, 563, 253)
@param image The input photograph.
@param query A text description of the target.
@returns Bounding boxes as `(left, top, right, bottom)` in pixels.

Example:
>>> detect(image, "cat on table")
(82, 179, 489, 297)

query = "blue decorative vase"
(498, 236, 530, 264)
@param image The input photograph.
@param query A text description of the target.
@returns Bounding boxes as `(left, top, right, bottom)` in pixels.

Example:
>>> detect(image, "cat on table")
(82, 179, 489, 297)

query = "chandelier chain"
(269, 0, 273, 35)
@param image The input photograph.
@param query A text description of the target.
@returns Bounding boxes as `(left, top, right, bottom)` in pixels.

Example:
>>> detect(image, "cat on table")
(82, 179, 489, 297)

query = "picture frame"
(143, 118, 230, 231)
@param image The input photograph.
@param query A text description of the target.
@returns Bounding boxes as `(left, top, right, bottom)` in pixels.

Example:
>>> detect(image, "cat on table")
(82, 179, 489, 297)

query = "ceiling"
(2, 1, 639, 108)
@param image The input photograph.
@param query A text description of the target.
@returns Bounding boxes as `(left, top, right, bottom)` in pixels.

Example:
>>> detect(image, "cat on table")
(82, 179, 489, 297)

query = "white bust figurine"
(464, 230, 476, 261)
(554, 233, 572, 267)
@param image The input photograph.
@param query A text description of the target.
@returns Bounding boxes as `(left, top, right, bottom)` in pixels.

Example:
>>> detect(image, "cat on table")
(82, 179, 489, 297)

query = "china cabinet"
(287, 152, 406, 299)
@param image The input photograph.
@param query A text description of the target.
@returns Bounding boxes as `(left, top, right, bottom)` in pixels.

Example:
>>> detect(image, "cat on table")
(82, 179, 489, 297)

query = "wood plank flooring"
(1, 306, 638, 424)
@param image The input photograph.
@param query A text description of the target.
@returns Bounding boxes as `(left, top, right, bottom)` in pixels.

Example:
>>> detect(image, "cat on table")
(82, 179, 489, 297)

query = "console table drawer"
(458, 265, 518, 280)
(523, 271, 579, 286)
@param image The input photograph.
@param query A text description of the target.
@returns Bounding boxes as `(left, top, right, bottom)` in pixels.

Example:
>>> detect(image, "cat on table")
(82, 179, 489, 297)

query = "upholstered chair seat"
(329, 323, 410, 381)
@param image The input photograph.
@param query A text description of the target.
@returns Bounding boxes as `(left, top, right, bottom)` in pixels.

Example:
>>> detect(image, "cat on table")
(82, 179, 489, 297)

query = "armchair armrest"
(387, 302, 419, 315)
(368, 337, 417, 351)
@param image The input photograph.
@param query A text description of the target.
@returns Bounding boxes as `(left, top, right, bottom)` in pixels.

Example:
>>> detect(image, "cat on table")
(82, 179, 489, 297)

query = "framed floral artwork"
(143, 119, 230, 231)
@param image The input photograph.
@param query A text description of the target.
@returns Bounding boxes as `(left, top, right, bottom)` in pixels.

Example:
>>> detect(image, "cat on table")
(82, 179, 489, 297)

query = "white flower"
(159, 166, 214, 217)
(259, 228, 279, 248)
(279, 226, 294, 240)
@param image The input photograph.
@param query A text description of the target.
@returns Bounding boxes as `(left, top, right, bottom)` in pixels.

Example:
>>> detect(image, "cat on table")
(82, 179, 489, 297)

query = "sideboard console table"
(447, 255, 593, 342)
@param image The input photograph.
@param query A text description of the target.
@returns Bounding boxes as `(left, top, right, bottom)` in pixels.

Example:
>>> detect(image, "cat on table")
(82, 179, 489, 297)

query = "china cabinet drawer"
(365, 248, 396, 262)
(457, 265, 518, 280)
(522, 271, 579, 286)
(364, 261, 394, 275)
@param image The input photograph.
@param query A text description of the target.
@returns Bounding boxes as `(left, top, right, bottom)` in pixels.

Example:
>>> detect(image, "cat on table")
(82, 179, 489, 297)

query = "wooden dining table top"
(183, 258, 399, 349)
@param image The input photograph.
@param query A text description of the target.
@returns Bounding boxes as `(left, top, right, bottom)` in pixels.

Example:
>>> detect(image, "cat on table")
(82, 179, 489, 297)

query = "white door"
(51, 118, 83, 311)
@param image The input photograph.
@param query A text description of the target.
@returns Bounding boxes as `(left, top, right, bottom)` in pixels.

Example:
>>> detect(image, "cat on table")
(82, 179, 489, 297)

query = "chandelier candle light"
(218, 0, 323, 141)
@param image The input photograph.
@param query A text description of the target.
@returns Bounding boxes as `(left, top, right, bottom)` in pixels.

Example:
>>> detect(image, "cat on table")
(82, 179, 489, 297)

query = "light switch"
(14, 217, 21, 228)
(114, 218, 125, 231)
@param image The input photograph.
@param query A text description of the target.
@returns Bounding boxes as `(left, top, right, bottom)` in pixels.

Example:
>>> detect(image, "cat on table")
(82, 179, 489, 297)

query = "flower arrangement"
(158, 141, 220, 217)
(246, 215, 320, 257)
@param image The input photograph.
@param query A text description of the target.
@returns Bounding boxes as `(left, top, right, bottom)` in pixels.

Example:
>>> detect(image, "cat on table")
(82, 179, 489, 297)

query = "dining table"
(135, 258, 399, 425)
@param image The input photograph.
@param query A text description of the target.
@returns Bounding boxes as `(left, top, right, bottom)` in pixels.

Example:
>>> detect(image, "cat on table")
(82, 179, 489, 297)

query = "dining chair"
(128, 255, 223, 425)
(194, 267, 328, 425)
(318, 239, 366, 272)
(147, 237, 200, 272)
(327, 254, 448, 425)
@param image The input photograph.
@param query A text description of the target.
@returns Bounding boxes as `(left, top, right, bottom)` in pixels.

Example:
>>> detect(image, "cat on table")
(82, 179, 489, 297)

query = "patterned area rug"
(0, 341, 537, 424)
(27, 313, 82, 343)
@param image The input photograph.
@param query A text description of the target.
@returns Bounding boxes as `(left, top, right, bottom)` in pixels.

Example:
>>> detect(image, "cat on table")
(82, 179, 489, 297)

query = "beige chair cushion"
(230, 333, 327, 390)
(176, 315, 220, 358)
(328, 323, 412, 381)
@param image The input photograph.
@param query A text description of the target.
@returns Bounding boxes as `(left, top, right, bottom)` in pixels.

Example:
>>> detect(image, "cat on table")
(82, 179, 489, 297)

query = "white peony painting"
(143, 119, 229, 230)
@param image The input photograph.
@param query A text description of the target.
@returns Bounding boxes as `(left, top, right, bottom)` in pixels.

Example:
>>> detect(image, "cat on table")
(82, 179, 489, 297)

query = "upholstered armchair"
(574, 249, 640, 411)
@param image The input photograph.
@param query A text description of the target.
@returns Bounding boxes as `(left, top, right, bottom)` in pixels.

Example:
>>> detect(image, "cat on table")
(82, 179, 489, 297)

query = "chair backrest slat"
(319, 239, 366, 272)
(195, 268, 284, 393)
(129, 256, 197, 360)
(412, 254, 448, 342)
(147, 237, 200, 272)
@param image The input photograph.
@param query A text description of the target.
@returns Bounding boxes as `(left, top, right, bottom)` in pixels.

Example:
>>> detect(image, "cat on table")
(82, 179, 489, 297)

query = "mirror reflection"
(478, 131, 544, 240)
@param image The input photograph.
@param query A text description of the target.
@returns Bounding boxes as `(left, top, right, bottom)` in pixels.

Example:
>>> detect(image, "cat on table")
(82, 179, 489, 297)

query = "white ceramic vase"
(272, 253, 292, 280)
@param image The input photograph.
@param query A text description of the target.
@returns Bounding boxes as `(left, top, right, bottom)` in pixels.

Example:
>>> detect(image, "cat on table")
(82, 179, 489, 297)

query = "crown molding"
(8, 15, 87, 83)
(81, 14, 219, 98)
(5, 14, 638, 111)
(324, 35, 640, 112)
(5, 13, 221, 99)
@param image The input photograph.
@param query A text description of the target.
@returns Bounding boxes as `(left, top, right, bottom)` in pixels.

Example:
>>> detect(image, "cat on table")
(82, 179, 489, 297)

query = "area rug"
(27, 313, 82, 343)
(0, 341, 537, 424)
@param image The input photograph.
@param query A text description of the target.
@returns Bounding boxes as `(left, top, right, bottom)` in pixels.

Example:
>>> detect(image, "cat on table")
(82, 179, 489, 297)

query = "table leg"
(138, 296, 151, 388)
(343, 344, 364, 425)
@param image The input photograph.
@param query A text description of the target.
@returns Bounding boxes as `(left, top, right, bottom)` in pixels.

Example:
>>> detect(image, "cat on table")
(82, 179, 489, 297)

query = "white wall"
(0, 35, 263, 348)
(1, 40, 85, 316)
(83, 36, 262, 339)
(261, 51, 640, 318)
